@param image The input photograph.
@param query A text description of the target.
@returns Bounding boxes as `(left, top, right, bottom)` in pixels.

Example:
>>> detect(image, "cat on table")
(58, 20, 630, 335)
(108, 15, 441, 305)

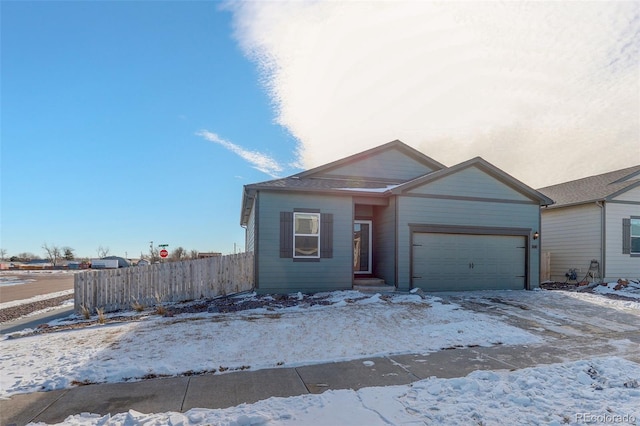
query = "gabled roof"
(240, 141, 554, 225)
(392, 157, 554, 205)
(241, 140, 443, 224)
(240, 174, 402, 225)
(537, 165, 640, 209)
(294, 139, 446, 179)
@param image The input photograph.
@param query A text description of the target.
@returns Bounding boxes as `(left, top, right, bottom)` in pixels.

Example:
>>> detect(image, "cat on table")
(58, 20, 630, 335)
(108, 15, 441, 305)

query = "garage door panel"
(412, 233, 526, 291)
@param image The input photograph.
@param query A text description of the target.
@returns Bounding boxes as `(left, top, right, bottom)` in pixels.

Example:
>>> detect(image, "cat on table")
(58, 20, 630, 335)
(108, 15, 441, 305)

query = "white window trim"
(293, 212, 321, 258)
(631, 218, 640, 254)
(354, 220, 373, 274)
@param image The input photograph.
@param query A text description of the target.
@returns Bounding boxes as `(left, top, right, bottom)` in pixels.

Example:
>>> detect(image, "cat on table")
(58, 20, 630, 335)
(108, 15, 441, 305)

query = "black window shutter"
(321, 213, 333, 258)
(280, 212, 293, 258)
(622, 218, 631, 254)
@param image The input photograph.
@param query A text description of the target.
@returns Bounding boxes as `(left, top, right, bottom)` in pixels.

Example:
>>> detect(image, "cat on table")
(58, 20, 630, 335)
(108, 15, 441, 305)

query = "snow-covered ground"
(1, 292, 542, 397)
(2, 286, 639, 426)
(0, 275, 36, 287)
(0, 269, 73, 285)
(593, 280, 640, 299)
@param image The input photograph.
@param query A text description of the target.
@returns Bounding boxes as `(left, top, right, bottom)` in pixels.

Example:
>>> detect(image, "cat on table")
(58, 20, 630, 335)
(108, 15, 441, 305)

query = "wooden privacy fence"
(74, 252, 254, 314)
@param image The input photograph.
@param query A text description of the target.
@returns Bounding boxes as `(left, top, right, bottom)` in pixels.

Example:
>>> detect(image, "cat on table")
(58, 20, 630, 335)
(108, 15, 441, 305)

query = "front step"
(353, 278, 395, 293)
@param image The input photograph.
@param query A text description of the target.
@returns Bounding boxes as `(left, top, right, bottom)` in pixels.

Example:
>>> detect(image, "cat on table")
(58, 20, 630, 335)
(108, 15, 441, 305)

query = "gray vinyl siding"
(320, 149, 436, 181)
(605, 202, 640, 280)
(407, 166, 533, 202)
(256, 191, 353, 293)
(245, 197, 256, 253)
(611, 185, 640, 202)
(540, 204, 602, 282)
(397, 196, 540, 291)
(355, 204, 373, 218)
(373, 198, 397, 286)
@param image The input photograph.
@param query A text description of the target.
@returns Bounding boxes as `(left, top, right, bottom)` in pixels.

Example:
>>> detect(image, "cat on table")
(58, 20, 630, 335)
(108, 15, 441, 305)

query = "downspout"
(596, 201, 605, 280)
(394, 196, 399, 290)
(254, 191, 259, 291)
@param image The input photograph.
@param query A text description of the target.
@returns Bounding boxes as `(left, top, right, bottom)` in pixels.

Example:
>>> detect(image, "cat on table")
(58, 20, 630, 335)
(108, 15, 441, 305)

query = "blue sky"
(2, 1, 638, 260)
(1, 1, 298, 259)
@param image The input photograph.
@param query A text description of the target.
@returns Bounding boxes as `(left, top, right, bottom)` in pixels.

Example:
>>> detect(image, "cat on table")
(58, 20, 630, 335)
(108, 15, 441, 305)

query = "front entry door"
(354, 220, 372, 274)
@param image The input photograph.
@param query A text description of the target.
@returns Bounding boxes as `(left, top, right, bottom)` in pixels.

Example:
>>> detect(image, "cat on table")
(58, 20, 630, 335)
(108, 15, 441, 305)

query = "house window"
(632, 218, 640, 254)
(280, 211, 333, 259)
(294, 212, 320, 258)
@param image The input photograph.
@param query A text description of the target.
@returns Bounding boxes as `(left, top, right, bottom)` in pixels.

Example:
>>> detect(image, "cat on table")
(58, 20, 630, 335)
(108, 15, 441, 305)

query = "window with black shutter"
(280, 210, 333, 259)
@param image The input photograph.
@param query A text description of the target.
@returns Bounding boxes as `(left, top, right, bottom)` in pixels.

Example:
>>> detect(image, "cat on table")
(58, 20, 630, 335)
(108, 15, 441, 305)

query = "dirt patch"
(539, 282, 583, 291)
(7, 293, 336, 338)
(540, 281, 640, 303)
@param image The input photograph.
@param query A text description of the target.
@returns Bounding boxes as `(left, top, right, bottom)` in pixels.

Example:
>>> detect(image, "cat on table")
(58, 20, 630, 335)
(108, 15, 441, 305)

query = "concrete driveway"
(443, 289, 640, 365)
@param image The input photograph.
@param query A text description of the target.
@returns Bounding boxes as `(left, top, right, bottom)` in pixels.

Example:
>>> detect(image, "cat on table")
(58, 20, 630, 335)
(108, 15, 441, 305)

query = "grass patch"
(96, 308, 106, 324)
(154, 293, 167, 316)
(80, 305, 91, 320)
(131, 299, 145, 312)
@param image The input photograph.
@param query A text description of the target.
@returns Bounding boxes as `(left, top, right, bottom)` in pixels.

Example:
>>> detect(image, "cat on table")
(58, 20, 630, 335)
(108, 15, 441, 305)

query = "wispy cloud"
(197, 130, 283, 178)
(229, 1, 639, 187)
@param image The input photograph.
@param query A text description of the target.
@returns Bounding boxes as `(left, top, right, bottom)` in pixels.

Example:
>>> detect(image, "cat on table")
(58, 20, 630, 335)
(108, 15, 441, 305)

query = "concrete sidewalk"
(3, 333, 640, 426)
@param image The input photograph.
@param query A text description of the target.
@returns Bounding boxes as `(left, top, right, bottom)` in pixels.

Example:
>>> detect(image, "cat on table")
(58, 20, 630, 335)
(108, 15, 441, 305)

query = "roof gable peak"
(295, 140, 445, 180)
(393, 156, 553, 205)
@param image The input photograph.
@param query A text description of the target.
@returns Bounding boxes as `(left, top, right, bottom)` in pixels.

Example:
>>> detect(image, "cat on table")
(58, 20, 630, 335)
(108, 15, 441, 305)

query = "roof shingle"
(537, 165, 640, 208)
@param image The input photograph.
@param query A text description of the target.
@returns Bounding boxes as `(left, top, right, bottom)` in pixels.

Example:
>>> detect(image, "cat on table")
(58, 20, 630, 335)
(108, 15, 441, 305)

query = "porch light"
(533, 231, 539, 240)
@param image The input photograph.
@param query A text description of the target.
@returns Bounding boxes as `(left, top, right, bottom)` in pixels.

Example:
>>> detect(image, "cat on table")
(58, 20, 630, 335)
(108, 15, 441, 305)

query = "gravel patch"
(0, 295, 73, 323)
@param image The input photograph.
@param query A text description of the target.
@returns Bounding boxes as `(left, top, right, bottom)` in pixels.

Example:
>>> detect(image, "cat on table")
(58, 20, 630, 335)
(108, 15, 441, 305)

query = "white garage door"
(412, 233, 526, 291)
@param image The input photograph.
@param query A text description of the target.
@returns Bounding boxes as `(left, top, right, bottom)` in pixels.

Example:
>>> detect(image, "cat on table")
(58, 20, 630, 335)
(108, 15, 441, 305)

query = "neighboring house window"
(632, 218, 640, 254)
(294, 212, 320, 258)
(623, 217, 640, 255)
(280, 210, 333, 260)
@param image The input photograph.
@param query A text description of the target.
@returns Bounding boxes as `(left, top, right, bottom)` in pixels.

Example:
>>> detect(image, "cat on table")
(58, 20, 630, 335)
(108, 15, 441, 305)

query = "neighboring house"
(538, 165, 640, 282)
(241, 140, 553, 294)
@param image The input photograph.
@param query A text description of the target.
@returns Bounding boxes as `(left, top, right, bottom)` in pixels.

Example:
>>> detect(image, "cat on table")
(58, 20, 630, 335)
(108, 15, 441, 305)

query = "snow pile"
(0, 292, 541, 398)
(35, 357, 640, 426)
(593, 280, 640, 300)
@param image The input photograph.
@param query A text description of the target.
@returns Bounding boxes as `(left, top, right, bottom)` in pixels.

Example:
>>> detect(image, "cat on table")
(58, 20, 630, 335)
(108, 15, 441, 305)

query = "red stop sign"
(159, 249, 169, 258)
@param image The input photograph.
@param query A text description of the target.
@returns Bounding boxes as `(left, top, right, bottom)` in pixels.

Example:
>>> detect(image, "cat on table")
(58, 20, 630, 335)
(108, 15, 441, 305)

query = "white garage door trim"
(410, 224, 531, 291)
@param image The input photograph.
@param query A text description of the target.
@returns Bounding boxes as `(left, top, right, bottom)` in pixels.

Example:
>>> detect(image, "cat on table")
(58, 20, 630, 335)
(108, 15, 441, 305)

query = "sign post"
(158, 244, 169, 261)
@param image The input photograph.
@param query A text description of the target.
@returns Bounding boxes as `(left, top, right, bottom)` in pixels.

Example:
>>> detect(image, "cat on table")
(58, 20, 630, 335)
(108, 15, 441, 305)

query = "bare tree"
(96, 246, 110, 258)
(16, 252, 37, 261)
(0, 248, 7, 260)
(170, 247, 187, 262)
(149, 242, 159, 264)
(189, 250, 199, 260)
(42, 243, 62, 266)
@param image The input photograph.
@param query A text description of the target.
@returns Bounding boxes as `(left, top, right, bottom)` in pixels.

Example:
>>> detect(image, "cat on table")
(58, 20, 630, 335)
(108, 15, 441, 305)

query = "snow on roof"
(334, 184, 401, 192)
